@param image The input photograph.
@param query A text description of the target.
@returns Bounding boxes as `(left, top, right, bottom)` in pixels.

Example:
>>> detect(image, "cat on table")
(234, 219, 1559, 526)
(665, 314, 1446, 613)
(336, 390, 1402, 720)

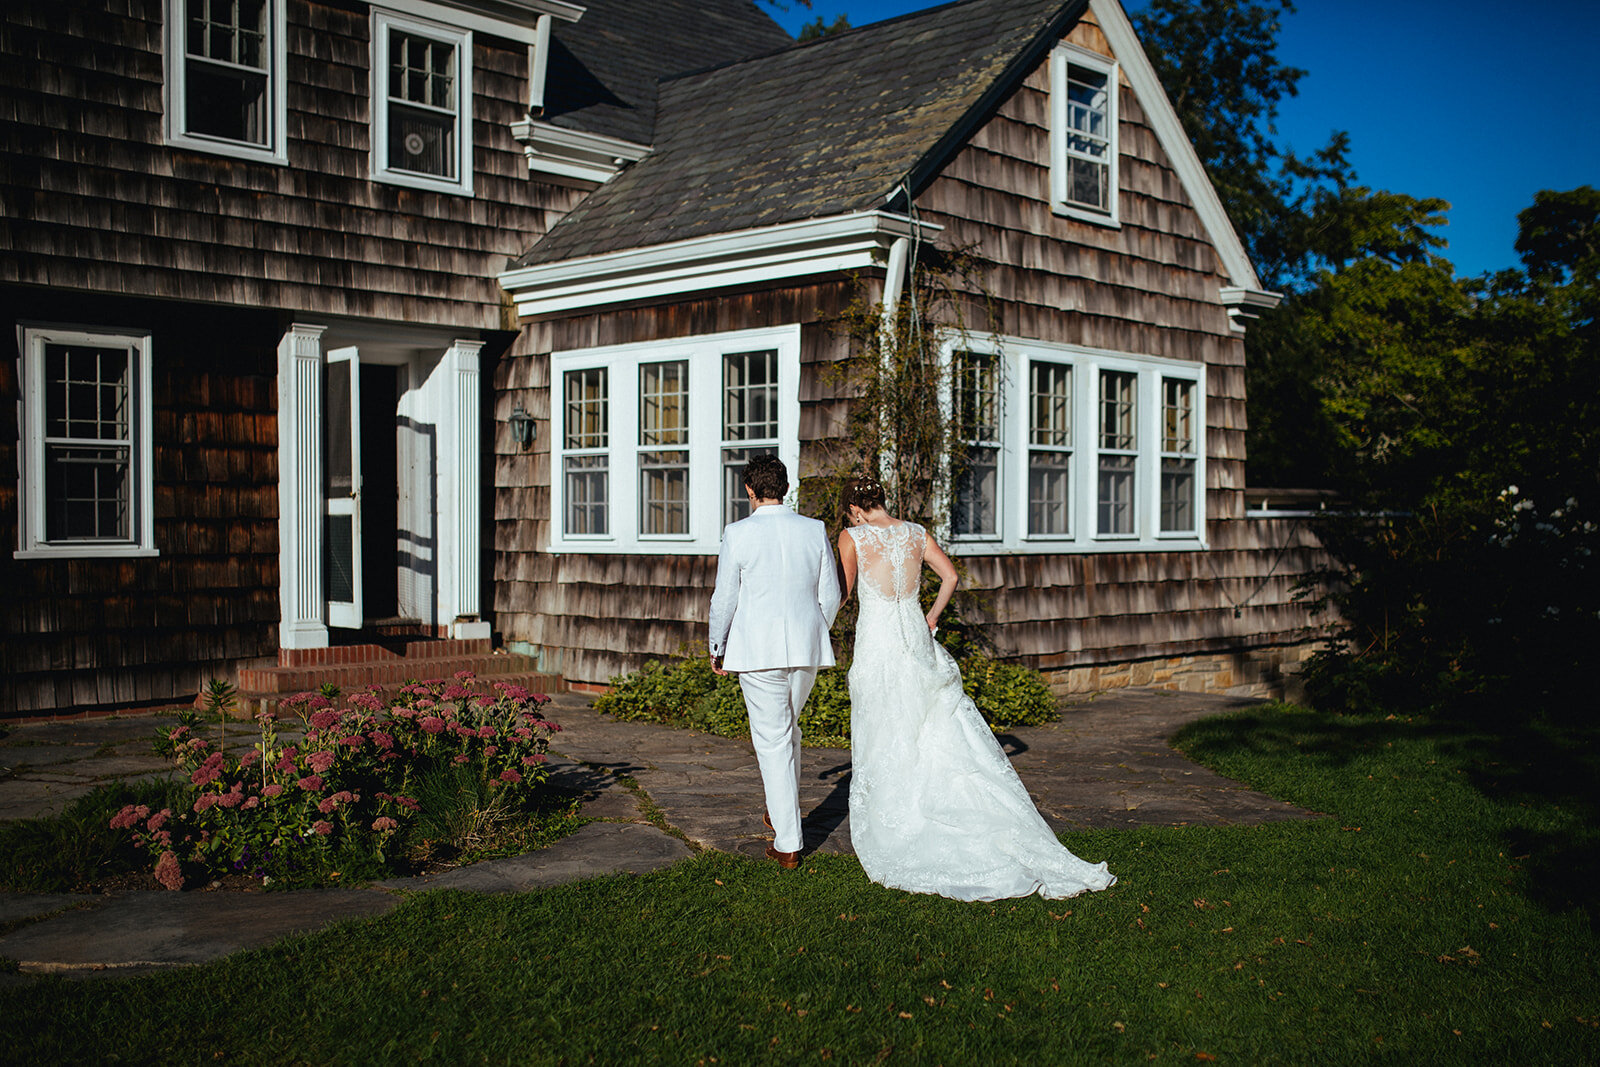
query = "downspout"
(878, 235, 910, 500)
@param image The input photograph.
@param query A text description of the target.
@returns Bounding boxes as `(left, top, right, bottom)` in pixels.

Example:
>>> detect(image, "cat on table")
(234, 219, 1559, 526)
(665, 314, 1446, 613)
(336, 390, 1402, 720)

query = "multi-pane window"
(1097, 370, 1137, 535)
(1027, 361, 1072, 536)
(1160, 377, 1198, 533)
(372, 12, 472, 194)
(563, 368, 608, 536)
(722, 350, 779, 526)
(549, 327, 800, 554)
(164, 0, 285, 162)
(1051, 45, 1118, 222)
(17, 328, 156, 558)
(952, 351, 1000, 537)
(639, 361, 690, 536)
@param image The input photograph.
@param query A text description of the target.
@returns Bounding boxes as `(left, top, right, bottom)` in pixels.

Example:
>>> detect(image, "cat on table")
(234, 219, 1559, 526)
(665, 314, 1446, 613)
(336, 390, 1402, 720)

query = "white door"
(325, 346, 363, 629)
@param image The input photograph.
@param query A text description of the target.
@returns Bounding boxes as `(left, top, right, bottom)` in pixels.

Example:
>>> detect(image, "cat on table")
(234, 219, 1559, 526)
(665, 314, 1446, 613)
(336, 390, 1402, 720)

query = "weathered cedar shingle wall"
(0, 294, 281, 715)
(908, 15, 1322, 666)
(491, 281, 862, 681)
(0, 0, 585, 329)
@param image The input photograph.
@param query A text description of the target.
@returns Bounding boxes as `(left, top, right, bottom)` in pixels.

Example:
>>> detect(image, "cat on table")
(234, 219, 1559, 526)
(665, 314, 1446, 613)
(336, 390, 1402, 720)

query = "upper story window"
(371, 10, 474, 195)
(945, 338, 1204, 554)
(550, 327, 801, 555)
(164, 0, 288, 164)
(1050, 44, 1119, 226)
(15, 326, 158, 559)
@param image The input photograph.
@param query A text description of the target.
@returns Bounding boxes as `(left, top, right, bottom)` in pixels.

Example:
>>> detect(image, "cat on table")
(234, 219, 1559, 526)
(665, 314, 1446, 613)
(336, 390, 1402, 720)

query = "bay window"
(946, 338, 1205, 553)
(549, 326, 800, 554)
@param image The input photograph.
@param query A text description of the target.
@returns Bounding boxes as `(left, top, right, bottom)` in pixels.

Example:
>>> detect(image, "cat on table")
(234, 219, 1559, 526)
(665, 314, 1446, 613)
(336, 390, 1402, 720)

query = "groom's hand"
(710, 654, 728, 677)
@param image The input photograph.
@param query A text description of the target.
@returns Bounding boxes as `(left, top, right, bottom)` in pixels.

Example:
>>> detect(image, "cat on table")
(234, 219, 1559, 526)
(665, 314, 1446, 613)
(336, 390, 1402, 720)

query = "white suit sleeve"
(708, 529, 742, 658)
(816, 525, 842, 628)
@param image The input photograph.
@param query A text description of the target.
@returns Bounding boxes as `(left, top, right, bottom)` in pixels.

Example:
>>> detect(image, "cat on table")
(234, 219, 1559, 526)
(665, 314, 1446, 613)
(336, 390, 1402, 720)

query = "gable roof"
(513, 0, 1080, 268)
(542, 0, 794, 147)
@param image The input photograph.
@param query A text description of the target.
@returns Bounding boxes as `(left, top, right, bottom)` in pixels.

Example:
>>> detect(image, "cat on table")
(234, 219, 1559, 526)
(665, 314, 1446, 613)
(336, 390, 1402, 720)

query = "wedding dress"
(845, 521, 1116, 902)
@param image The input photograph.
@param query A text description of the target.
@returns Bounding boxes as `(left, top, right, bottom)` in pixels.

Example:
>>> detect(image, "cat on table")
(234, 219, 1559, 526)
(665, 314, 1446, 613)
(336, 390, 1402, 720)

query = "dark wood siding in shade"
(0, 0, 587, 331)
(1, 293, 282, 715)
(488, 16, 1326, 689)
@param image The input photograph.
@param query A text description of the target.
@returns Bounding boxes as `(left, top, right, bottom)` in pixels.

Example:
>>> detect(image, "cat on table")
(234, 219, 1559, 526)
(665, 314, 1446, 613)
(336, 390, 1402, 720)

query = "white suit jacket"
(708, 504, 841, 672)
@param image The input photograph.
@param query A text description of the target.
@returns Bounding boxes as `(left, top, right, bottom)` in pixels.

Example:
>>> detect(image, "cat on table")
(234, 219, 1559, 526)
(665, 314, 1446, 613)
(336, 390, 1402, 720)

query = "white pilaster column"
(277, 324, 329, 650)
(440, 339, 490, 640)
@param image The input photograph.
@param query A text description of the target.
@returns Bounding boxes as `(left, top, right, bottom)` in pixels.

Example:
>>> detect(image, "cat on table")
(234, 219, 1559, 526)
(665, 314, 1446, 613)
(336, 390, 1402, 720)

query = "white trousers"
(737, 666, 818, 854)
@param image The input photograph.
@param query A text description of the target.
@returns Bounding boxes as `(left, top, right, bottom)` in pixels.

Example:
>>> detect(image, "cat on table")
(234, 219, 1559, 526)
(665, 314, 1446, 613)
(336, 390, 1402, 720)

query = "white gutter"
(499, 211, 943, 318)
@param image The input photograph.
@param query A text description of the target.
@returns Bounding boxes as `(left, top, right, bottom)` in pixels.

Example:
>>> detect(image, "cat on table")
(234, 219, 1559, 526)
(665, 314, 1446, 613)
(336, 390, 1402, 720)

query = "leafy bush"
(0, 781, 188, 893)
(112, 674, 562, 889)
(595, 647, 1057, 743)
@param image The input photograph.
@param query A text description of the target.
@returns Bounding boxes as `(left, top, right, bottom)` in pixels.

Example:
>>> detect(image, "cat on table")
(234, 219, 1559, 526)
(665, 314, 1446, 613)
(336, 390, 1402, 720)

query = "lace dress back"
(844, 521, 1115, 902)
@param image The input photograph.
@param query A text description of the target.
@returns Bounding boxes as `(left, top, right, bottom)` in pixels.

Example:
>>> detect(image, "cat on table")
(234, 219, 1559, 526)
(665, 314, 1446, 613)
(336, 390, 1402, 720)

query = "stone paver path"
(0, 687, 1315, 978)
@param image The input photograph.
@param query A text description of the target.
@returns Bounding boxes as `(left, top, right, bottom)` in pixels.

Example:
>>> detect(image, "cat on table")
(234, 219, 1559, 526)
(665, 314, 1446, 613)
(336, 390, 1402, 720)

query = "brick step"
(278, 638, 492, 668)
(240, 654, 545, 694)
(235, 669, 566, 720)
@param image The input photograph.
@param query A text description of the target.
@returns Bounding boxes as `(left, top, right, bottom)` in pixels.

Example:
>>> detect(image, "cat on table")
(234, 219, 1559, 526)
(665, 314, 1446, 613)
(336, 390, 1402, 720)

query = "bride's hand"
(925, 612, 939, 632)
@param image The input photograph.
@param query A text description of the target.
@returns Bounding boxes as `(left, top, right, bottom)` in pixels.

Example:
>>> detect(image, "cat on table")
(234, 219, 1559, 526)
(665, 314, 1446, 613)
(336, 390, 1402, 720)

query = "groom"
(708, 454, 841, 868)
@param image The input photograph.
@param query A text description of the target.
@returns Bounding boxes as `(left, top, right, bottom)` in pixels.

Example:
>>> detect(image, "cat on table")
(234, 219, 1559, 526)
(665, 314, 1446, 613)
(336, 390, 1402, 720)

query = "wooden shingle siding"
(0, 294, 282, 716)
(0, 0, 584, 332)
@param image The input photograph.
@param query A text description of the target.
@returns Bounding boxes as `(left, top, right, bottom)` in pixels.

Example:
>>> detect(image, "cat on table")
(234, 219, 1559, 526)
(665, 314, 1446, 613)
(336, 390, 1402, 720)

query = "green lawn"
(3, 703, 1597, 1064)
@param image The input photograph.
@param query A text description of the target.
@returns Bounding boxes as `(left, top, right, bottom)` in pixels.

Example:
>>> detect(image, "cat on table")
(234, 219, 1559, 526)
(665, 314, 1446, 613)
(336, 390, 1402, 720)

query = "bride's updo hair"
(843, 473, 886, 516)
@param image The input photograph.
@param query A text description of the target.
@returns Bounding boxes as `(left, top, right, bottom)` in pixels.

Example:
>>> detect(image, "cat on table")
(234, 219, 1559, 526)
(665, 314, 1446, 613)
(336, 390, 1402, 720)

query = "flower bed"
(111, 673, 562, 889)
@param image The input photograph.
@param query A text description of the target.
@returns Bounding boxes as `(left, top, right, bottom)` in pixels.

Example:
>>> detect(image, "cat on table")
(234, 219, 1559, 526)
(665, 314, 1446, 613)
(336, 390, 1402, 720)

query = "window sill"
(15, 546, 161, 560)
(1052, 203, 1121, 228)
(946, 537, 1206, 556)
(166, 132, 287, 167)
(371, 168, 475, 198)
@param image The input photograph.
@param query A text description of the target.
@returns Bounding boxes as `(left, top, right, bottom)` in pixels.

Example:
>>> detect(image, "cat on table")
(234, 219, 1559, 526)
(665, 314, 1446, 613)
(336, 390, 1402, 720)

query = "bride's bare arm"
(837, 529, 858, 599)
(921, 532, 958, 630)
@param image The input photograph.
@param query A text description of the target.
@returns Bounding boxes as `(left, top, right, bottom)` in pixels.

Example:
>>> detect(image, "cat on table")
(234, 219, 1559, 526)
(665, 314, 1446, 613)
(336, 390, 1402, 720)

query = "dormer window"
(372, 10, 473, 195)
(163, 0, 288, 164)
(1050, 44, 1119, 225)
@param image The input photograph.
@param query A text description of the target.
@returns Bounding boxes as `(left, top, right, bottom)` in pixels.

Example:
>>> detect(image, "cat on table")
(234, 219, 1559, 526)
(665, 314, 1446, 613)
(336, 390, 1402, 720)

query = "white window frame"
(371, 8, 474, 196)
(163, 0, 289, 165)
(1049, 43, 1119, 226)
(15, 325, 159, 560)
(549, 326, 802, 555)
(942, 336, 1205, 554)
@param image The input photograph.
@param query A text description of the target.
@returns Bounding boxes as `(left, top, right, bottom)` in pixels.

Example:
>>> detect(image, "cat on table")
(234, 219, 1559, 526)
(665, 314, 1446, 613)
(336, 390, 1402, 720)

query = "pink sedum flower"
(318, 797, 338, 814)
(154, 850, 184, 891)
(311, 820, 333, 836)
(371, 816, 398, 832)
(420, 716, 445, 734)
(309, 710, 339, 730)
(262, 784, 284, 798)
(297, 775, 324, 792)
(498, 769, 522, 784)
(307, 750, 336, 773)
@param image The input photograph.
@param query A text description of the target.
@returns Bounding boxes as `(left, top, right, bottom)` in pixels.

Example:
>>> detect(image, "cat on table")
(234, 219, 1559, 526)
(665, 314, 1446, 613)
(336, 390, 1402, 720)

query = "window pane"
(1028, 450, 1070, 536)
(390, 32, 455, 109)
(722, 447, 775, 528)
(954, 352, 998, 443)
(44, 444, 131, 541)
(325, 358, 353, 497)
(186, 66, 269, 143)
(1161, 458, 1195, 533)
(326, 514, 355, 602)
(1068, 155, 1107, 210)
(188, 0, 268, 69)
(723, 350, 778, 441)
(1099, 371, 1135, 449)
(387, 103, 455, 177)
(1163, 377, 1194, 453)
(640, 361, 689, 446)
(952, 445, 999, 536)
(564, 455, 609, 536)
(639, 450, 689, 535)
(1097, 454, 1135, 535)
(564, 368, 608, 449)
(46, 344, 129, 442)
(1029, 361, 1070, 446)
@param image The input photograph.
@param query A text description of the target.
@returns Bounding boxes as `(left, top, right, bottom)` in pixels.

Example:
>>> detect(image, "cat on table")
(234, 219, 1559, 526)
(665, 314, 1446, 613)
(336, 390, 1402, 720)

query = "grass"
(2, 703, 1597, 1064)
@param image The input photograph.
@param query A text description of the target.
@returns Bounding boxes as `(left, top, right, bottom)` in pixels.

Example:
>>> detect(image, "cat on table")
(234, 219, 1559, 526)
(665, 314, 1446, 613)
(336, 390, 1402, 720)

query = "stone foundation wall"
(1042, 643, 1319, 702)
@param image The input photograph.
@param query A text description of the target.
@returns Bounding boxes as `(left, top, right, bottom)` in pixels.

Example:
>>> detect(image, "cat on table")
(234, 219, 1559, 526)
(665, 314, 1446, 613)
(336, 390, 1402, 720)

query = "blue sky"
(765, 0, 1600, 278)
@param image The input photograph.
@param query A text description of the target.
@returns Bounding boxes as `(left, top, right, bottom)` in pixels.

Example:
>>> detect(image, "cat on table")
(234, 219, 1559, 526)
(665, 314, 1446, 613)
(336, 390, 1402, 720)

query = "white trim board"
(499, 211, 944, 318)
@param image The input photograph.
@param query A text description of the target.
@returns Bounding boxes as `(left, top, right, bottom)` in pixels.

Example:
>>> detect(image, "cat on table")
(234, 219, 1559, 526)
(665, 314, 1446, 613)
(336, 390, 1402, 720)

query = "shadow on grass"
(1175, 701, 1600, 933)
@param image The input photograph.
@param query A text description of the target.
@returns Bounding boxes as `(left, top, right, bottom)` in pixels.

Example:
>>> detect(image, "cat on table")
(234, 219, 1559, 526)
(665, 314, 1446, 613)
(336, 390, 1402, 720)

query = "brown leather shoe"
(765, 845, 801, 869)
(763, 812, 773, 830)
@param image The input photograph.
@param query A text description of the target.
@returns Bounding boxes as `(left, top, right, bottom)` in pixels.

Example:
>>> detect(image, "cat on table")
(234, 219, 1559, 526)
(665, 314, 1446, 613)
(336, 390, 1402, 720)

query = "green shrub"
(0, 781, 188, 893)
(596, 648, 1057, 743)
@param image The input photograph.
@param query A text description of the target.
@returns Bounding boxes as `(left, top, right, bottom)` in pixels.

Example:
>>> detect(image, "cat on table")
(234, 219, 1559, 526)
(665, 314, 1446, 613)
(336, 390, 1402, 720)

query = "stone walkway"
(0, 688, 1315, 979)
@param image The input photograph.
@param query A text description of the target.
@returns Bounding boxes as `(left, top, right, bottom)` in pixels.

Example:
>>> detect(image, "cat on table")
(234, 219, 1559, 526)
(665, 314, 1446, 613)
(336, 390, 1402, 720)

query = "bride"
(836, 474, 1116, 902)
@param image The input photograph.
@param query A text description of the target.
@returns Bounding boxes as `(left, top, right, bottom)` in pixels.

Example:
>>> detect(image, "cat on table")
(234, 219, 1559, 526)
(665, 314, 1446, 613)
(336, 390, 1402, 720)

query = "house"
(1, 0, 1325, 718)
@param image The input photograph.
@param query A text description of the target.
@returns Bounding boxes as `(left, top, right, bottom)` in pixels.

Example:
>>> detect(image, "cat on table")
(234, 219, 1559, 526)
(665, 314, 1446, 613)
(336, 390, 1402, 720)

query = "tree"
(797, 13, 851, 41)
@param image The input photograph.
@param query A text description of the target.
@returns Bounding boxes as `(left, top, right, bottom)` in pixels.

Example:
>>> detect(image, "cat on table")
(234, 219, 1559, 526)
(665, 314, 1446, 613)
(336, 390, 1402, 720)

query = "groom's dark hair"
(743, 454, 788, 501)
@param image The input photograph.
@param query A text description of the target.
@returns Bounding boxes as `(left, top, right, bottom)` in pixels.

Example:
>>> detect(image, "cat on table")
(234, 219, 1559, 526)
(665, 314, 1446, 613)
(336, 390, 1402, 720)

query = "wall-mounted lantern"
(508, 402, 536, 447)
